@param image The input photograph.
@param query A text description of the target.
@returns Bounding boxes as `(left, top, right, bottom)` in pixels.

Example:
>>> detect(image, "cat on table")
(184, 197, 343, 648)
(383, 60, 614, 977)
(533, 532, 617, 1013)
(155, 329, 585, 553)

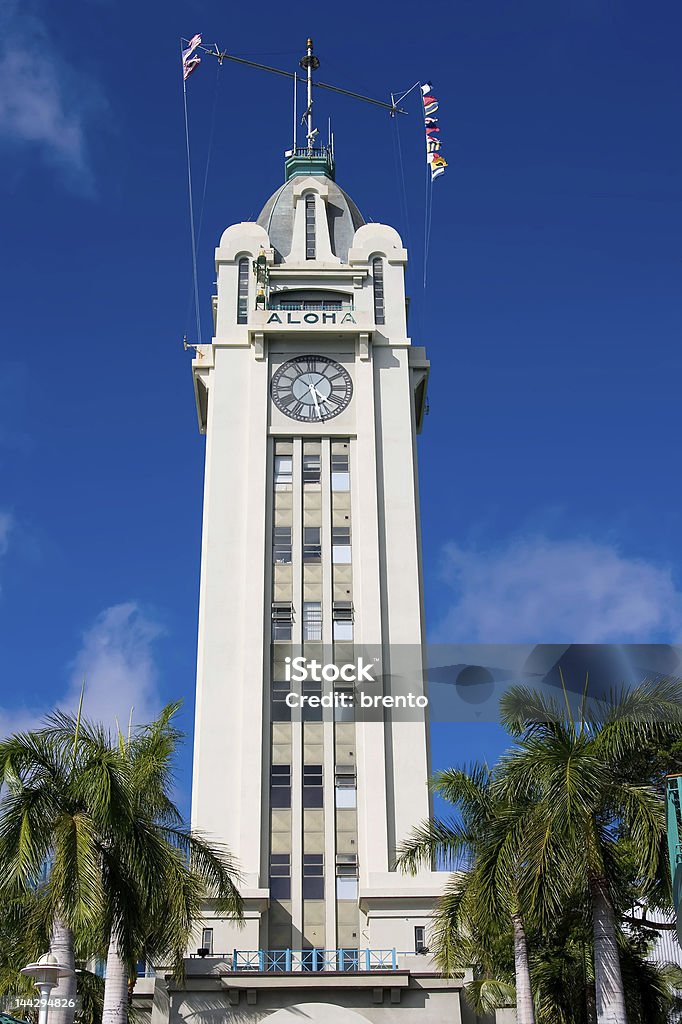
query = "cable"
(182, 55, 202, 345)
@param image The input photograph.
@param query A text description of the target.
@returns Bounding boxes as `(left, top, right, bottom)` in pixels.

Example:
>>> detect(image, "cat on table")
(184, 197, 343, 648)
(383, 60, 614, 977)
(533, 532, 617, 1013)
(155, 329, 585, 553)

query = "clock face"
(271, 355, 353, 422)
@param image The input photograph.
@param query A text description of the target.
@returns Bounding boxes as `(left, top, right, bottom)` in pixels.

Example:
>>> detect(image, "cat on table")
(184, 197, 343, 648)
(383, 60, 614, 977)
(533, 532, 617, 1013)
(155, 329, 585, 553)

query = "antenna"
(188, 39, 407, 116)
(292, 71, 297, 151)
(299, 37, 320, 153)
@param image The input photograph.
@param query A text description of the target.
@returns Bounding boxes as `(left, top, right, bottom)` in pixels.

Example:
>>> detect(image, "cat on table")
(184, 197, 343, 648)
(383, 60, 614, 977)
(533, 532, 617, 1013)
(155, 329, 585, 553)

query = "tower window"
(272, 679, 292, 721)
(331, 452, 350, 491)
(414, 926, 427, 953)
(272, 602, 293, 641)
(336, 854, 359, 900)
(334, 688, 354, 724)
(303, 452, 321, 485)
(237, 258, 249, 323)
(270, 764, 291, 808)
(201, 928, 214, 955)
(303, 764, 323, 808)
(335, 764, 357, 807)
(303, 679, 323, 721)
(270, 853, 291, 899)
(372, 257, 385, 325)
(303, 601, 322, 641)
(333, 602, 353, 642)
(273, 527, 292, 564)
(274, 455, 293, 490)
(332, 526, 351, 564)
(303, 527, 321, 562)
(305, 194, 316, 259)
(303, 854, 324, 899)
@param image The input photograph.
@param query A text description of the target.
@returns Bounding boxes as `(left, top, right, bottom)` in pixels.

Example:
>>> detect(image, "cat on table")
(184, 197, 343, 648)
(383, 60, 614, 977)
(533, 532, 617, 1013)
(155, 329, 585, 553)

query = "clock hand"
(308, 382, 323, 419)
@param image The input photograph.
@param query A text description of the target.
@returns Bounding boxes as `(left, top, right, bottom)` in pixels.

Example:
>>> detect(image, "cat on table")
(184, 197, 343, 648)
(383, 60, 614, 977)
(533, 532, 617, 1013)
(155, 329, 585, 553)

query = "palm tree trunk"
(511, 912, 536, 1024)
(49, 916, 77, 1024)
(590, 876, 627, 1024)
(102, 932, 129, 1024)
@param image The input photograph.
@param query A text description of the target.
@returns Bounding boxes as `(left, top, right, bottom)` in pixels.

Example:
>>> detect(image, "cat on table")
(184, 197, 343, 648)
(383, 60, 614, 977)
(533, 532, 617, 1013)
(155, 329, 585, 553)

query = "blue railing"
(229, 948, 397, 973)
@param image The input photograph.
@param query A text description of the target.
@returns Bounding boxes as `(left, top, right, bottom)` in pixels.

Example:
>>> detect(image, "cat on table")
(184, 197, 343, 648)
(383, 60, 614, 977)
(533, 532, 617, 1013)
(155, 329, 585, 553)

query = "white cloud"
(63, 603, 166, 731)
(0, 1, 104, 190)
(0, 602, 165, 738)
(435, 536, 682, 644)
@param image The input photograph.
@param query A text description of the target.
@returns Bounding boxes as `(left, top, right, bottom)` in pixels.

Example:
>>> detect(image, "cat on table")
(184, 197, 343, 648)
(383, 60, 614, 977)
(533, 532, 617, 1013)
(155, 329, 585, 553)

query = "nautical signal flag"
(182, 34, 202, 80)
(421, 82, 447, 181)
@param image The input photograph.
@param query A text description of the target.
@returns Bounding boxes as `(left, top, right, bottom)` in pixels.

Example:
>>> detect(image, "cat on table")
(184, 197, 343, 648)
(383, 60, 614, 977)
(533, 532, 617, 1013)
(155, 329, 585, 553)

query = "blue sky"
(0, 0, 681, 817)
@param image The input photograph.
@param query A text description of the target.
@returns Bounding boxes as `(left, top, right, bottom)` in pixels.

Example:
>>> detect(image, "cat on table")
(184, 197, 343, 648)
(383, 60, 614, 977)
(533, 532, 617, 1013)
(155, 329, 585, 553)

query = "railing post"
(392, 948, 397, 971)
(364, 948, 371, 971)
(232, 949, 237, 972)
(338, 948, 344, 973)
(259, 949, 265, 972)
(285, 948, 292, 972)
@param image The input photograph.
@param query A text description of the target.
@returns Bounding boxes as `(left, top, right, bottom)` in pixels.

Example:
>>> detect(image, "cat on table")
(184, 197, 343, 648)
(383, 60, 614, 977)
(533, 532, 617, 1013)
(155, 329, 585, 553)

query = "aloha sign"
(266, 311, 357, 325)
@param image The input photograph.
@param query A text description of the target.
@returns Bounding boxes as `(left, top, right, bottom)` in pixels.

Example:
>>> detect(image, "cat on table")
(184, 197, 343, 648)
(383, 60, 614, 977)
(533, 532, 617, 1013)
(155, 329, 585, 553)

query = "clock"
(271, 355, 353, 422)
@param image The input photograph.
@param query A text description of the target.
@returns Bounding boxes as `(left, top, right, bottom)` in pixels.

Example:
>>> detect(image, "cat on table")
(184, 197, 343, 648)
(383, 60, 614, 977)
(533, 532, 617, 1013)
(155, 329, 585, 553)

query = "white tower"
(177, 42, 466, 1024)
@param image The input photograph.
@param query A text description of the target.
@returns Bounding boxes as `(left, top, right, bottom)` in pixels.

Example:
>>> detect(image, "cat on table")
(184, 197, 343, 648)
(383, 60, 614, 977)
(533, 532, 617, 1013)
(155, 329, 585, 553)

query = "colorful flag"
(421, 80, 447, 180)
(182, 33, 202, 80)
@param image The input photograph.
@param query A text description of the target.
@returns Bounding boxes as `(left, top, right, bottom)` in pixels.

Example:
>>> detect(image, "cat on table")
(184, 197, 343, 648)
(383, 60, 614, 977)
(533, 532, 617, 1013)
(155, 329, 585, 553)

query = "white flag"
(182, 33, 202, 79)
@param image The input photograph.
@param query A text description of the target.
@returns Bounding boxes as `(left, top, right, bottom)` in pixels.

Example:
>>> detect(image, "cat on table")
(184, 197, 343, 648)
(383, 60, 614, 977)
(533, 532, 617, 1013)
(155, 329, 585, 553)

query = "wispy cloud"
(0, 512, 12, 558)
(0, 1, 105, 191)
(0, 602, 165, 738)
(435, 535, 682, 644)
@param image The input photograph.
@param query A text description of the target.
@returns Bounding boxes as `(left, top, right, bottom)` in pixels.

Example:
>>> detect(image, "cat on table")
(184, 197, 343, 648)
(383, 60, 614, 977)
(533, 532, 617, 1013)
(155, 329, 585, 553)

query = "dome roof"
(257, 174, 365, 263)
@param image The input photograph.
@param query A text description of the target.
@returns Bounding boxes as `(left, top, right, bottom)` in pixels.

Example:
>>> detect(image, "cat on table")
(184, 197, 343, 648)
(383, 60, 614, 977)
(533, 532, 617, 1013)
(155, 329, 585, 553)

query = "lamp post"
(20, 953, 75, 1024)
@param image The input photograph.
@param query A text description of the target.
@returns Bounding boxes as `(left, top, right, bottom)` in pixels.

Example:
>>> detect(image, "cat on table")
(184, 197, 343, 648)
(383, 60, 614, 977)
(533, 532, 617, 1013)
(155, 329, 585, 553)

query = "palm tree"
(0, 703, 243, 1024)
(395, 764, 536, 1024)
(0, 713, 132, 1024)
(495, 677, 682, 1024)
(98, 703, 243, 1024)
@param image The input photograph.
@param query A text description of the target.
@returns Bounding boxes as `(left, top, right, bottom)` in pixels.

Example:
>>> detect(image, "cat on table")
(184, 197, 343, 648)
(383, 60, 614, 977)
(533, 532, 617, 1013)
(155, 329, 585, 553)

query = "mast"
(299, 37, 320, 152)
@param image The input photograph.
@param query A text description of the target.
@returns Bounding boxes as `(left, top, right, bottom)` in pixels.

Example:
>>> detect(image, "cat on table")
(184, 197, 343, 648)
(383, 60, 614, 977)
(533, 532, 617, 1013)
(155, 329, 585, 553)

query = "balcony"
(267, 301, 354, 313)
(285, 146, 335, 182)
(190, 948, 398, 973)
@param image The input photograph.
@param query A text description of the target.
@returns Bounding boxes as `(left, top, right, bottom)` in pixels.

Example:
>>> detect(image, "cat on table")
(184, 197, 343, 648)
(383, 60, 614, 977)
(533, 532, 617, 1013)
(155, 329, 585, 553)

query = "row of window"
(272, 601, 353, 641)
(273, 526, 351, 565)
(271, 764, 357, 809)
(271, 679, 355, 724)
(274, 452, 349, 491)
(270, 853, 359, 901)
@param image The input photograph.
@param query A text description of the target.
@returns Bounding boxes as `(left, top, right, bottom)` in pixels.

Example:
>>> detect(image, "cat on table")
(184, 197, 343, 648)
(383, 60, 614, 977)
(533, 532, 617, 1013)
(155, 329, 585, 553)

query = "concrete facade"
(143, 153, 470, 1024)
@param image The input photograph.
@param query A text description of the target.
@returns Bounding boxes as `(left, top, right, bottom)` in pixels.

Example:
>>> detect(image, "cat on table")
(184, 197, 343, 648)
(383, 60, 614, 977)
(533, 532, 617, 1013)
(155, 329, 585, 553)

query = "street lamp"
(20, 952, 75, 1024)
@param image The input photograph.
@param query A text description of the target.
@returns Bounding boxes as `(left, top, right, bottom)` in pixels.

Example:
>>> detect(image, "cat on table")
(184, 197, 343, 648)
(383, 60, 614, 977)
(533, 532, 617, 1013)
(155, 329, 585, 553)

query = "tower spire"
(299, 37, 320, 153)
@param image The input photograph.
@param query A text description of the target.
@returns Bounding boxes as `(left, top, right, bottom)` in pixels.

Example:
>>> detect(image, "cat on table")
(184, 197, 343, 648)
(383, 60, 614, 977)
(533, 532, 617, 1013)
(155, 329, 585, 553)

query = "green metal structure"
(666, 774, 682, 946)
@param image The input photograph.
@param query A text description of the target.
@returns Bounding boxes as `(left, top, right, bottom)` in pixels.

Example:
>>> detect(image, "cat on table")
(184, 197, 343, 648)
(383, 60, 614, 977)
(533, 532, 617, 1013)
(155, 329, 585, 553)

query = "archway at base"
(264, 1004, 372, 1024)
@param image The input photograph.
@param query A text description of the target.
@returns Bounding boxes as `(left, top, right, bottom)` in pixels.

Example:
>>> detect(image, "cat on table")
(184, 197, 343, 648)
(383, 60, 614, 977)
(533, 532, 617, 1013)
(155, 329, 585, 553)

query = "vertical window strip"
(237, 258, 249, 323)
(372, 257, 385, 325)
(305, 194, 316, 260)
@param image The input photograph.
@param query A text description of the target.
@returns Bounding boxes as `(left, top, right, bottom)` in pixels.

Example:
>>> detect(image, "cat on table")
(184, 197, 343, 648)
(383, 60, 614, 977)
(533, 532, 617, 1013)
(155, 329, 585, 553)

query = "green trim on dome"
(285, 148, 335, 182)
